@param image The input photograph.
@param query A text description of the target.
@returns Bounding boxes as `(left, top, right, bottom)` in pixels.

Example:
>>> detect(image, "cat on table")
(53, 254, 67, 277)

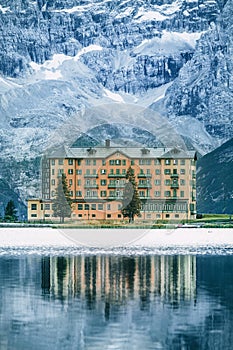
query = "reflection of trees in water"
(41, 255, 196, 308)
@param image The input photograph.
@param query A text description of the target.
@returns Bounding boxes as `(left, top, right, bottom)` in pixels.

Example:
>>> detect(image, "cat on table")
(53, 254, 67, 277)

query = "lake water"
(0, 251, 233, 349)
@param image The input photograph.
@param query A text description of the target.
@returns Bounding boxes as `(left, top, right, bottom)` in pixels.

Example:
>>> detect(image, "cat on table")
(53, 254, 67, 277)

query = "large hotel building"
(28, 140, 197, 222)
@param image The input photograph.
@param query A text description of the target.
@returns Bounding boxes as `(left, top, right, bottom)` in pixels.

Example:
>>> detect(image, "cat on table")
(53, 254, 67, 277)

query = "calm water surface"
(0, 252, 233, 349)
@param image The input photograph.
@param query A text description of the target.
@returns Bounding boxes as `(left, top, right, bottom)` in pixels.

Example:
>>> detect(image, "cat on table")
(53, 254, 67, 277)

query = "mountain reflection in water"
(0, 255, 233, 350)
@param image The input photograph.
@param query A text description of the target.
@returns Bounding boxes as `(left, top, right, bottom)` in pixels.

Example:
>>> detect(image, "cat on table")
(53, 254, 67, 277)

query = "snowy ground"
(0, 227, 233, 249)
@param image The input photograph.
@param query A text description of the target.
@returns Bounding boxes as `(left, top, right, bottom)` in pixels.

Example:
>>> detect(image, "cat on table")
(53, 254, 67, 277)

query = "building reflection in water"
(41, 255, 196, 307)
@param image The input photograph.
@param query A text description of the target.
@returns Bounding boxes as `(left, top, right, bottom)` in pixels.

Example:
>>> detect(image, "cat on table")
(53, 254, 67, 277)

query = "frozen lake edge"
(0, 227, 233, 249)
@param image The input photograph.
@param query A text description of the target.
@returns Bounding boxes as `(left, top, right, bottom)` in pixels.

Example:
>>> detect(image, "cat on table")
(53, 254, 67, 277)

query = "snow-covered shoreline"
(0, 227, 233, 248)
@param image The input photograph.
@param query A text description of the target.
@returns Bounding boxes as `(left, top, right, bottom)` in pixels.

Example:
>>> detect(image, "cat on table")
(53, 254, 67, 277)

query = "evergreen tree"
(52, 174, 73, 223)
(121, 166, 141, 222)
(4, 200, 17, 222)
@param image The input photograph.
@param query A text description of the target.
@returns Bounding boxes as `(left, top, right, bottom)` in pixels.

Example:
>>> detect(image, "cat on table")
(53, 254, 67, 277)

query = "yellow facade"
(27, 143, 197, 222)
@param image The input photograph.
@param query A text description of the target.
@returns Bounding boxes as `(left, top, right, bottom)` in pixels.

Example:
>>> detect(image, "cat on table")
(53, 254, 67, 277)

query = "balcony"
(108, 174, 126, 178)
(84, 185, 99, 189)
(170, 173, 179, 178)
(138, 184, 152, 189)
(108, 184, 125, 189)
(84, 174, 99, 178)
(171, 183, 179, 189)
(137, 174, 152, 178)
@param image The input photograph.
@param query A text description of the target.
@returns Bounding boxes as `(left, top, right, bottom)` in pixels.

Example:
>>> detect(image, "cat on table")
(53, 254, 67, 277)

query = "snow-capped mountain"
(0, 0, 231, 211)
(163, 0, 233, 152)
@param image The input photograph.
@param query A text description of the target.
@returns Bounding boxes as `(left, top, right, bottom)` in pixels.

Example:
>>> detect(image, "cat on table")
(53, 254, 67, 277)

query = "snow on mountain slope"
(0, 0, 230, 209)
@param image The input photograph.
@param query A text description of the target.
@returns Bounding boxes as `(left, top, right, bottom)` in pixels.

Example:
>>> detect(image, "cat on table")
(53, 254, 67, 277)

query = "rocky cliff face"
(164, 0, 233, 152)
(197, 137, 233, 214)
(0, 0, 231, 212)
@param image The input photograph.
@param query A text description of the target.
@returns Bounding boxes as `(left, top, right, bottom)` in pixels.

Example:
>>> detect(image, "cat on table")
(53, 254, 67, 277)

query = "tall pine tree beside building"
(4, 200, 17, 222)
(52, 174, 73, 223)
(121, 166, 141, 223)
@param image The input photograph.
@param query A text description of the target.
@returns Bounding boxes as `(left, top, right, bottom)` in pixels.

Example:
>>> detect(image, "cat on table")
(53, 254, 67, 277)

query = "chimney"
(105, 139, 110, 147)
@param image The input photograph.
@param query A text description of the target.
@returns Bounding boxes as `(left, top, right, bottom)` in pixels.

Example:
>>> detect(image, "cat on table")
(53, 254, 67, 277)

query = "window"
(164, 169, 171, 175)
(58, 169, 64, 175)
(139, 159, 144, 165)
(154, 191, 161, 197)
(93, 160, 96, 165)
(165, 179, 171, 186)
(118, 204, 122, 210)
(118, 214, 121, 218)
(41, 204, 43, 210)
(78, 214, 82, 218)
(102, 159, 106, 165)
(164, 191, 171, 197)
(173, 169, 177, 174)
(109, 160, 114, 165)
(156, 214, 161, 218)
(92, 214, 96, 218)
(116, 169, 120, 175)
(76, 169, 82, 175)
(115, 159, 121, 165)
(77, 179, 81, 186)
(31, 214, 37, 218)
(98, 204, 103, 210)
(91, 204, 96, 210)
(175, 214, 179, 218)
(155, 169, 161, 175)
(122, 160, 126, 165)
(109, 169, 114, 175)
(166, 214, 170, 218)
(101, 179, 106, 186)
(107, 214, 111, 218)
(180, 179, 185, 185)
(69, 191, 73, 196)
(107, 204, 111, 210)
(131, 160, 135, 165)
(45, 204, 50, 210)
(139, 191, 145, 197)
(154, 159, 160, 165)
(101, 191, 106, 197)
(68, 159, 73, 165)
(85, 159, 91, 165)
(101, 169, 106, 174)
(51, 179, 55, 186)
(92, 169, 96, 175)
(77, 159, 82, 166)
(146, 169, 151, 175)
(31, 204, 37, 210)
(84, 204, 89, 210)
(51, 169, 55, 176)
(58, 159, 63, 165)
(165, 159, 170, 165)
(78, 204, 83, 210)
(76, 191, 82, 197)
(180, 191, 184, 198)
(85, 169, 90, 175)
(122, 169, 126, 175)
(68, 169, 73, 175)
(180, 159, 185, 165)
(154, 179, 161, 185)
(69, 179, 72, 186)
(51, 159, 55, 165)
(173, 159, 178, 165)
(180, 169, 185, 175)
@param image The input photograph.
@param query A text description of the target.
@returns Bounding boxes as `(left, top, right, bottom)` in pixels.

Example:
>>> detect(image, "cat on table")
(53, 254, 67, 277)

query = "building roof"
(45, 144, 196, 160)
